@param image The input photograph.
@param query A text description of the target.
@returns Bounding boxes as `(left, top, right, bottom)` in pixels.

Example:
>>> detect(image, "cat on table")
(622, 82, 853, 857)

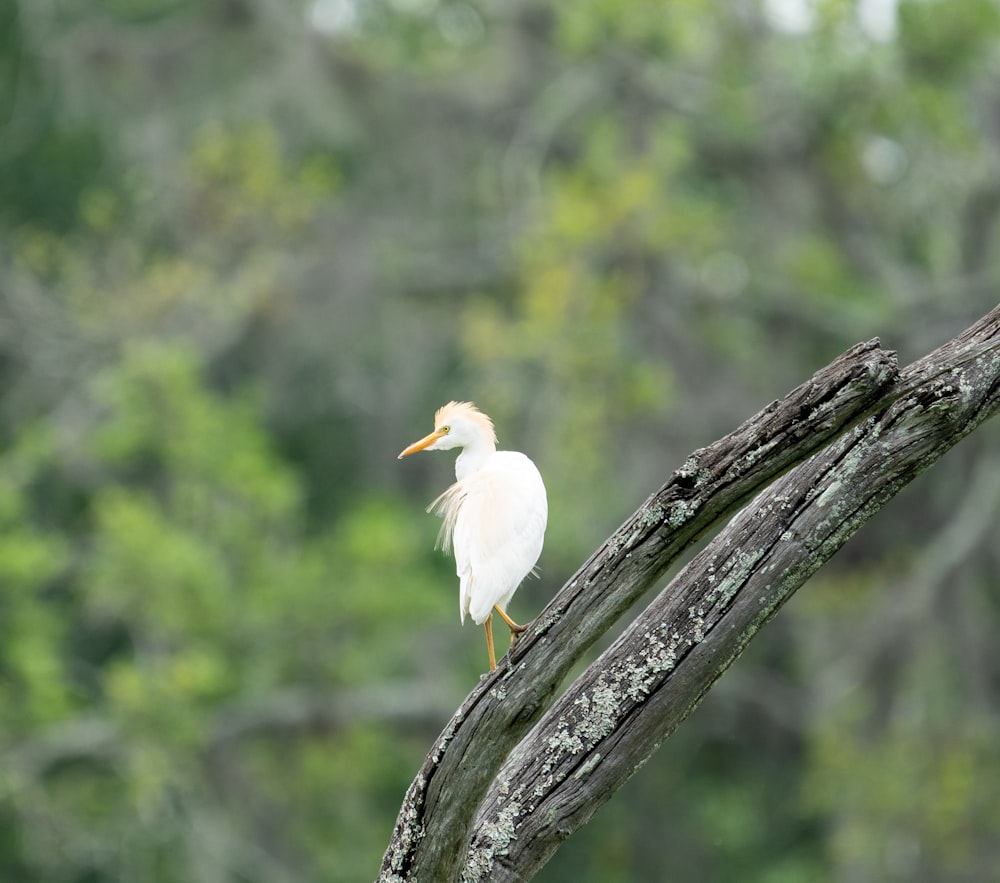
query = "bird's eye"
(441, 425, 451, 433)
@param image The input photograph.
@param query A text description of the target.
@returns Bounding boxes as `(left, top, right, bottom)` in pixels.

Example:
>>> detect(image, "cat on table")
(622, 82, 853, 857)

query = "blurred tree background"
(2, 0, 1000, 880)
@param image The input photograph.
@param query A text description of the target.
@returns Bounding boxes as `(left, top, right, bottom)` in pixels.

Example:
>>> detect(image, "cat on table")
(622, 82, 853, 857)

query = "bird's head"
(398, 401, 497, 458)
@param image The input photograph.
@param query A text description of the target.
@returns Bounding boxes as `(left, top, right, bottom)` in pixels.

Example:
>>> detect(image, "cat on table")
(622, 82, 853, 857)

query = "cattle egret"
(398, 401, 547, 671)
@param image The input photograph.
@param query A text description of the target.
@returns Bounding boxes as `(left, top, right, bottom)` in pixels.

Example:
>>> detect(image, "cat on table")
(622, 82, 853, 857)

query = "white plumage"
(398, 402, 547, 670)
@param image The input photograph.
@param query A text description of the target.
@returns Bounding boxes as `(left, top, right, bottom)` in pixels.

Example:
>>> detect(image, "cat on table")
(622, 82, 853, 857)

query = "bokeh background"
(3, 0, 1000, 880)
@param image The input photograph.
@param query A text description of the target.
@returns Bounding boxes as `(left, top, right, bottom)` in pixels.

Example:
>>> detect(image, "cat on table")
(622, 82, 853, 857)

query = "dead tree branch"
(379, 305, 1000, 882)
(465, 309, 1000, 880)
(379, 338, 898, 881)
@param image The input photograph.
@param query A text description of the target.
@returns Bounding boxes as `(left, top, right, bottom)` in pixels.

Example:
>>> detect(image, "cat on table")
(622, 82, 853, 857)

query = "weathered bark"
(379, 305, 1000, 883)
(465, 308, 1000, 880)
(379, 339, 897, 882)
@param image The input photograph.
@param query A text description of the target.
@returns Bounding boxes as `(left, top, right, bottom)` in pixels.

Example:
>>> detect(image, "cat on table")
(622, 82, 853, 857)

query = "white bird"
(398, 401, 547, 671)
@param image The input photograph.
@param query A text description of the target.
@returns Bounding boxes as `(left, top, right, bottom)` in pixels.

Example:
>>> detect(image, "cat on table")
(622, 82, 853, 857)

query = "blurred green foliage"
(2, 0, 1000, 880)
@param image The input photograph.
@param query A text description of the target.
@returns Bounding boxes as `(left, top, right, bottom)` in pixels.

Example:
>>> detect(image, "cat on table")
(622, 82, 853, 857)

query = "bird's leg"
(484, 614, 497, 671)
(493, 604, 527, 647)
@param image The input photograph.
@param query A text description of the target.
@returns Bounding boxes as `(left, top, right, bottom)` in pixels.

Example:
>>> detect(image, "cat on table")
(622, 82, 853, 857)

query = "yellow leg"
(493, 605, 527, 647)
(484, 615, 497, 671)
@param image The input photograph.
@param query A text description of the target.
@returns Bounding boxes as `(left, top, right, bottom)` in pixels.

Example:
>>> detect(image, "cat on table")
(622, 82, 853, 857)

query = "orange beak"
(398, 428, 447, 459)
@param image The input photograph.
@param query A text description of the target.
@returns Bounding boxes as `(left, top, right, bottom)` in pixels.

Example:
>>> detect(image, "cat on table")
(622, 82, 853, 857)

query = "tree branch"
(378, 339, 899, 881)
(464, 309, 1000, 880)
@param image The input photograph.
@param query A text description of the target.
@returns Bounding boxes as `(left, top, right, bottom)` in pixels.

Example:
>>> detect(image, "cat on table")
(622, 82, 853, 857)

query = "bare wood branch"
(464, 308, 1000, 880)
(378, 339, 899, 882)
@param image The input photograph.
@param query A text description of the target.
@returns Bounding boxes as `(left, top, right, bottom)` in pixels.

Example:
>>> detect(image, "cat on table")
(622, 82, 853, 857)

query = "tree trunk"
(379, 305, 1000, 883)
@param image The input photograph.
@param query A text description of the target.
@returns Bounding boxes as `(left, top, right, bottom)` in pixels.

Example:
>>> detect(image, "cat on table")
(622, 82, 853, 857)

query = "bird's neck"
(455, 440, 496, 481)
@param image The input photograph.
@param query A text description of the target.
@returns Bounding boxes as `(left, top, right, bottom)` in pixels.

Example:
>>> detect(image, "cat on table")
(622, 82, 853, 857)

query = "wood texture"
(378, 338, 898, 882)
(464, 306, 1000, 880)
(379, 305, 1000, 882)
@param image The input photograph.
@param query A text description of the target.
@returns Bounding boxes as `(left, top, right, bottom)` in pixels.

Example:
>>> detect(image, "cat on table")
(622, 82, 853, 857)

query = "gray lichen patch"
(814, 479, 842, 508)
(574, 681, 620, 745)
(379, 775, 427, 878)
(545, 679, 618, 757)
(738, 437, 780, 470)
(532, 772, 555, 799)
(613, 502, 670, 553)
(666, 498, 698, 528)
(640, 503, 666, 527)
(623, 628, 683, 700)
(463, 792, 524, 882)
(688, 605, 707, 643)
(703, 547, 762, 610)
(770, 492, 794, 511)
(574, 752, 602, 779)
(431, 701, 470, 761)
(481, 800, 520, 850)
(533, 606, 564, 636)
(807, 396, 836, 424)
(610, 508, 659, 555)
(676, 454, 704, 483)
(954, 368, 975, 401)
(540, 621, 691, 785)
(547, 719, 584, 755)
(604, 531, 628, 559)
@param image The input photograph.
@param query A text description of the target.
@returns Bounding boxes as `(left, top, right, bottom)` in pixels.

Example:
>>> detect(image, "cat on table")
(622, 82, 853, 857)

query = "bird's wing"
(447, 452, 548, 624)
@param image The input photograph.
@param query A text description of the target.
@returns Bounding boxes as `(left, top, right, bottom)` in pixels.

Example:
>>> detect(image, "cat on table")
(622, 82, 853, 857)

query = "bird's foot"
(493, 604, 528, 646)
